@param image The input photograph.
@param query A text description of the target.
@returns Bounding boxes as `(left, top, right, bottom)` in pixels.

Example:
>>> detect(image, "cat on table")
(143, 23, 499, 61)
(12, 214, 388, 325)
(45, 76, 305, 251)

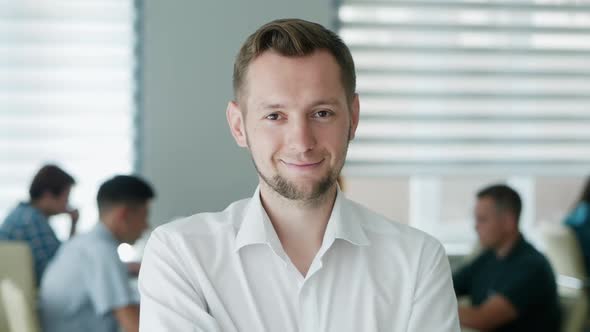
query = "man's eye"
(265, 113, 280, 120)
(314, 110, 332, 118)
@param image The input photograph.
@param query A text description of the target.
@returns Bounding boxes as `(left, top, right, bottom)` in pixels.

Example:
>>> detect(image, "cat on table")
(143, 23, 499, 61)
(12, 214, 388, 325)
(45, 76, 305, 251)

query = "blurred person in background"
(0, 164, 78, 285)
(453, 184, 560, 331)
(39, 175, 154, 332)
(564, 177, 590, 274)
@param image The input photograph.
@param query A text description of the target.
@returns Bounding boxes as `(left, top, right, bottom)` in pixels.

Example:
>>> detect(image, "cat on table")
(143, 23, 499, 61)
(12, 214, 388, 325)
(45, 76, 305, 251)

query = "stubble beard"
(248, 128, 350, 203)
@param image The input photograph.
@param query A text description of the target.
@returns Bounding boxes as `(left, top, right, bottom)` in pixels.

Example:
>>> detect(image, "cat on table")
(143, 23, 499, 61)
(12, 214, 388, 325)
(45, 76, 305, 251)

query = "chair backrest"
(0, 241, 38, 332)
(0, 279, 40, 332)
(540, 224, 588, 332)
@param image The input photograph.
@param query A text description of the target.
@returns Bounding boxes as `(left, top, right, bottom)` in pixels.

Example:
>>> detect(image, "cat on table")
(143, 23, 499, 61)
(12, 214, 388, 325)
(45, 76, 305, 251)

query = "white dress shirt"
(139, 188, 460, 331)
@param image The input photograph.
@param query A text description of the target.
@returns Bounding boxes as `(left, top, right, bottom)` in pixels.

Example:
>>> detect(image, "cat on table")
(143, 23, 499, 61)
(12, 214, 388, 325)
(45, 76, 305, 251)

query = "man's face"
(47, 186, 71, 215)
(227, 50, 359, 201)
(474, 197, 507, 249)
(122, 202, 150, 244)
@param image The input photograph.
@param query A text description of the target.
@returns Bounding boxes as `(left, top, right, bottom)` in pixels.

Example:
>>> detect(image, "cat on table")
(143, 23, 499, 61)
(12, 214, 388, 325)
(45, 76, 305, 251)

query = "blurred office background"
(2, 0, 590, 331)
(2, 0, 588, 255)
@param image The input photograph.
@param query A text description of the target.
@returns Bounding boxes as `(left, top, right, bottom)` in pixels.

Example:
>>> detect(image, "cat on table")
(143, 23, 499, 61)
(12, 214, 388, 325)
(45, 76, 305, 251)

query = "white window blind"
(0, 0, 137, 235)
(339, 0, 590, 176)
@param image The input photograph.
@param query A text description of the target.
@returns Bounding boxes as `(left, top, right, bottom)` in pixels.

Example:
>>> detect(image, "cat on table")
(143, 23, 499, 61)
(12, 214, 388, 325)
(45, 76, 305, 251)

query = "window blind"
(339, 0, 590, 176)
(0, 0, 137, 234)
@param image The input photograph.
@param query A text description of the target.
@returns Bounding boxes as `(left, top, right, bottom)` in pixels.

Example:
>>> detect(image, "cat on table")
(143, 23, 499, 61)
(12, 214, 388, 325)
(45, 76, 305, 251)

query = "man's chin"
(272, 177, 335, 201)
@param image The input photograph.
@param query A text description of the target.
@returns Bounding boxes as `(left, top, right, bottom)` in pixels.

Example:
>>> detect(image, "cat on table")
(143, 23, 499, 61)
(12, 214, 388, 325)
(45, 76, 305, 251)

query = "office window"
(339, 0, 590, 252)
(0, 1, 137, 237)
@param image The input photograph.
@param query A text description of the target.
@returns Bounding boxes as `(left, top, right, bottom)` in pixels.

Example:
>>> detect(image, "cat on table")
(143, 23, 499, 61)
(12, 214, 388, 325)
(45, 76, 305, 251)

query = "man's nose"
(286, 118, 316, 153)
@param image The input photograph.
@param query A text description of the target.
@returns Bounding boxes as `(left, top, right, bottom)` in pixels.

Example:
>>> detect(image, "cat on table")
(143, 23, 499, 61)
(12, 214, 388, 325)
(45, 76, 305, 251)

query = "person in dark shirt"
(453, 184, 560, 332)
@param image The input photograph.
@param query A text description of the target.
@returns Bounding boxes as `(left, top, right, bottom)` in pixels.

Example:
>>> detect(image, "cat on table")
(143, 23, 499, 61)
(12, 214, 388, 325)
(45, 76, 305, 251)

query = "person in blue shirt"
(0, 164, 78, 285)
(564, 177, 590, 274)
(40, 175, 155, 332)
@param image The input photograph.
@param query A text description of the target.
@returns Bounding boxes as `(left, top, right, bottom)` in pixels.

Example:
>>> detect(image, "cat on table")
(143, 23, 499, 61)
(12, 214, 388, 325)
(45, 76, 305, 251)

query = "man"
(0, 164, 78, 285)
(139, 19, 459, 331)
(453, 184, 560, 331)
(40, 175, 155, 332)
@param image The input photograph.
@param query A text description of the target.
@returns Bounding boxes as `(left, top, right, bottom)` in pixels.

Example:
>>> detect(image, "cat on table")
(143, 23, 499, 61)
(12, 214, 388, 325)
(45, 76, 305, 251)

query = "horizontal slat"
(357, 75, 590, 94)
(0, 21, 133, 44)
(341, 28, 590, 49)
(343, 162, 590, 176)
(0, 1, 133, 21)
(343, 22, 590, 34)
(352, 51, 590, 73)
(0, 69, 133, 91)
(358, 97, 590, 117)
(0, 91, 133, 103)
(0, 161, 132, 181)
(358, 68, 590, 77)
(340, 5, 590, 29)
(349, 45, 590, 55)
(0, 45, 132, 64)
(355, 121, 590, 139)
(0, 54, 133, 67)
(0, 118, 131, 137)
(347, 143, 590, 161)
(340, 0, 590, 12)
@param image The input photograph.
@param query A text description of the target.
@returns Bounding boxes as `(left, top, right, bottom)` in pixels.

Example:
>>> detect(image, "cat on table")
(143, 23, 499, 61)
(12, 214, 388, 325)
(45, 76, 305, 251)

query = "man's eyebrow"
(310, 98, 341, 107)
(257, 98, 343, 110)
(259, 103, 286, 110)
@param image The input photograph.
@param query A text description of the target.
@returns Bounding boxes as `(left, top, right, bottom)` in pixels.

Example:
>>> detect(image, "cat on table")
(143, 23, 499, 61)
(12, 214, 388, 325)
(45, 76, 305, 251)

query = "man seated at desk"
(453, 184, 560, 332)
(39, 175, 155, 332)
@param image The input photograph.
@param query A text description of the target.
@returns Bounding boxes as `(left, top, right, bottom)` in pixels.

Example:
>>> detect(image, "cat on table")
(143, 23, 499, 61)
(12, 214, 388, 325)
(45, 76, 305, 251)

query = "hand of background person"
(67, 208, 79, 224)
(67, 207, 79, 238)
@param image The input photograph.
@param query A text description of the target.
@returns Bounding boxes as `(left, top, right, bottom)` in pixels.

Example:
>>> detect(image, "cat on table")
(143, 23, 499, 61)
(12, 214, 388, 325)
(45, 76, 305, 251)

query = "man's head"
(474, 184, 522, 249)
(227, 19, 359, 203)
(97, 175, 155, 244)
(233, 18, 356, 105)
(29, 164, 75, 215)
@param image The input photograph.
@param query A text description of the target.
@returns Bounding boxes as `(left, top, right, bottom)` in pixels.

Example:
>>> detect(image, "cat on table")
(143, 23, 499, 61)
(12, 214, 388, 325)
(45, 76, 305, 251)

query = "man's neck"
(259, 183, 337, 276)
(101, 219, 124, 244)
(31, 200, 52, 218)
(494, 231, 521, 258)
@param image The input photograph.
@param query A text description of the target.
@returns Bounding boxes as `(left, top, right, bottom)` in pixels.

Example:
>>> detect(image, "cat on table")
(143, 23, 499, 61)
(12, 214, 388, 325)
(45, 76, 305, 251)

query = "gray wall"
(140, 1, 335, 226)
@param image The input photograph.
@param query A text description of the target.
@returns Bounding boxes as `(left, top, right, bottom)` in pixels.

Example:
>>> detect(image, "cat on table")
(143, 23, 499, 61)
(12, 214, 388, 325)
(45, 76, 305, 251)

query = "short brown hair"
(477, 184, 522, 224)
(233, 18, 356, 103)
(29, 165, 75, 201)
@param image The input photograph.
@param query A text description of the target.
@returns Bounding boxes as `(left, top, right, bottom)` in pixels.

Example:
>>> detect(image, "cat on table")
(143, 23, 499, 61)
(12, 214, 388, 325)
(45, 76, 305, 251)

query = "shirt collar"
(504, 233, 527, 259)
(234, 187, 281, 252)
(234, 186, 370, 253)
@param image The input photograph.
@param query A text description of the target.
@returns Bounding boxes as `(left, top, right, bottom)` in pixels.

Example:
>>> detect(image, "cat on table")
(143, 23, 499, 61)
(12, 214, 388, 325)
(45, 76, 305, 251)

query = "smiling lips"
(281, 159, 324, 169)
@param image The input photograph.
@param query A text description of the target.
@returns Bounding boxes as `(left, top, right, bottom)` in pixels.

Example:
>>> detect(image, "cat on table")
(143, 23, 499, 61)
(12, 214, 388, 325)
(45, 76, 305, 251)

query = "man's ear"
(226, 101, 248, 148)
(349, 93, 360, 141)
(501, 211, 517, 231)
(112, 205, 128, 224)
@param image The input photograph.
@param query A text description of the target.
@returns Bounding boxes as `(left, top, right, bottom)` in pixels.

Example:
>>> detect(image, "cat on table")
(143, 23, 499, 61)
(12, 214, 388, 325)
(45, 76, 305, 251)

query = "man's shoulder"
(153, 197, 251, 240)
(59, 230, 116, 261)
(2, 204, 34, 226)
(515, 240, 554, 274)
(344, 197, 444, 251)
(1, 205, 46, 239)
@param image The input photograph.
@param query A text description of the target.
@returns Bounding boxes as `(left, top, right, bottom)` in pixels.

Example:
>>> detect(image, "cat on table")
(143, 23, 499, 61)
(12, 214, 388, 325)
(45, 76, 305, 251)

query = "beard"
(246, 124, 351, 202)
(254, 161, 340, 201)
